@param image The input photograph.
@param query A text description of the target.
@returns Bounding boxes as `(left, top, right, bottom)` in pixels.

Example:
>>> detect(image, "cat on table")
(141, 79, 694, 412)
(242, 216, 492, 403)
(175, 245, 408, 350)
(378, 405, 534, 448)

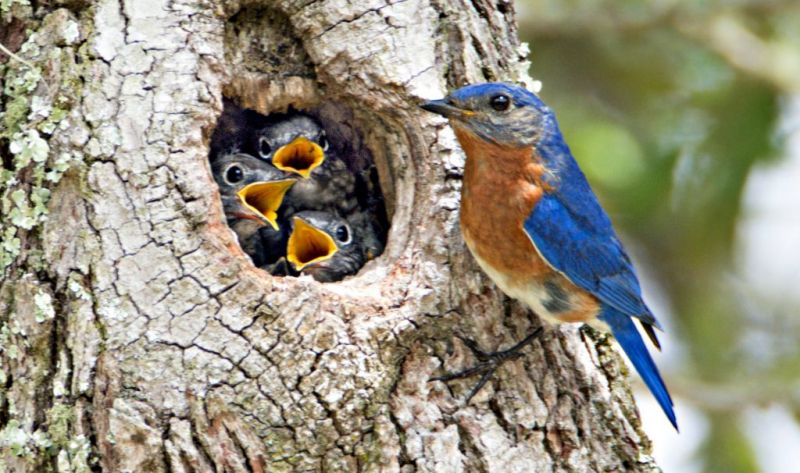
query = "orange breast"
(456, 126, 551, 280)
(453, 125, 602, 323)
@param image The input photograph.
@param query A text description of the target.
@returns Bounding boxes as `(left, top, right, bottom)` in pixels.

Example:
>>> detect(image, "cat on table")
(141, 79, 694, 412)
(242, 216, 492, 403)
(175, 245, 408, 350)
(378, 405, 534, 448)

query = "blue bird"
(421, 82, 677, 429)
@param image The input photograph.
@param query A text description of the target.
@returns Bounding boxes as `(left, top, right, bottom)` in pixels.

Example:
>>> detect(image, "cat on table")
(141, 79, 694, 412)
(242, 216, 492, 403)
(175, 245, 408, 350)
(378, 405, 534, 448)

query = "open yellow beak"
(236, 179, 295, 230)
(287, 217, 338, 271)
(271, 137, 325, 178)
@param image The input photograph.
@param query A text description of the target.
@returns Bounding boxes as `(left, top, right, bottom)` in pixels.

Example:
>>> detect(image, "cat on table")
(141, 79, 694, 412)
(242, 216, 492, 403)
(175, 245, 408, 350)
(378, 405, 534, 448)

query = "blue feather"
(524, 192, 658, 328)
(450, 83, 548, 110)
(600, 307, 677, 429)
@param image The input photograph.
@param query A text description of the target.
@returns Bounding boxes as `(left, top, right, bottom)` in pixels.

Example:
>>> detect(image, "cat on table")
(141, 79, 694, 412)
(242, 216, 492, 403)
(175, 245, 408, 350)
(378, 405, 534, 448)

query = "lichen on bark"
(0, 1, 661, 472)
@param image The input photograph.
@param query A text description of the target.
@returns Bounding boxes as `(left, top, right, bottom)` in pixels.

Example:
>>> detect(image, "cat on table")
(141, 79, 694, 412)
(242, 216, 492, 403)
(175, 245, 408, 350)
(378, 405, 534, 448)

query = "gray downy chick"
(251, 114, 357, 215)
(212, 152, 294, 267)
(286, 210, 367, 282)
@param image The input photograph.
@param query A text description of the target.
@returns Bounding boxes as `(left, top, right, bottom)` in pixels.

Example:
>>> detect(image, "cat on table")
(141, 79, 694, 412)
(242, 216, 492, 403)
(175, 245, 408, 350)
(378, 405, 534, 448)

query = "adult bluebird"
(421, 82, 677, 429)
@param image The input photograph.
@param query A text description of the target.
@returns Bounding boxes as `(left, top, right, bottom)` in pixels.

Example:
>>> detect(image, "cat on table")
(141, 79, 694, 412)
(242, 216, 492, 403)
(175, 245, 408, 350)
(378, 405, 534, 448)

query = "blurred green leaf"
(569, 120, 646, 189)
(703, 414, 760, 473)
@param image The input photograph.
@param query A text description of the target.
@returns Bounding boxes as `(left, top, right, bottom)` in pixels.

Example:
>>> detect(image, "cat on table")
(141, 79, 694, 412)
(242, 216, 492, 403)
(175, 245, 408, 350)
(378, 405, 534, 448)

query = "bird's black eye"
(335, 224, 350, 243)
(258, 137, 272, 158)
(490, 94, 511, 112)
(225, 164, 244, 184)
(320, 131, 329, 152)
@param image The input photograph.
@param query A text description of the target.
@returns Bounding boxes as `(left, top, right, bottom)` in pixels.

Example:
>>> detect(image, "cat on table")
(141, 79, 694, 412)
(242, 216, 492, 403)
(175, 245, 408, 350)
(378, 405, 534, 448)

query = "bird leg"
(431, 327, 543, 403)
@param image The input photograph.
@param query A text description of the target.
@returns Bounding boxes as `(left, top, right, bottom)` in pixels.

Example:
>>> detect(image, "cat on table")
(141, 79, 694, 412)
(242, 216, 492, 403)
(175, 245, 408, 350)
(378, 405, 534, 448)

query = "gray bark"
(0, 1, 660, 471)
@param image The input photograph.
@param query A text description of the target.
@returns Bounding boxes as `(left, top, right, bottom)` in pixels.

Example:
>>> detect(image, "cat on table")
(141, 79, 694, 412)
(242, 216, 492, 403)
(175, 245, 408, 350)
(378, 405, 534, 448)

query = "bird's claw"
(430, 327, 543, 403)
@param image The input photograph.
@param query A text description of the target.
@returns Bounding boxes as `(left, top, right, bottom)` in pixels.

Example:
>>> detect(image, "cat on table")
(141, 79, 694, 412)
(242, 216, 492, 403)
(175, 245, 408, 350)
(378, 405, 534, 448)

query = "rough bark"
(0, 1, 660, 472)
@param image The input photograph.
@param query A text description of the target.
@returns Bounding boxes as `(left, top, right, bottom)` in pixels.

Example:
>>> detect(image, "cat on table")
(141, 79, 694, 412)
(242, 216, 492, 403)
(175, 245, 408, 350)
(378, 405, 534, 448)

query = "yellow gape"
(236, 179, 295, 230)
(271, 137, 325, 178)
(287, 217, 338, 271)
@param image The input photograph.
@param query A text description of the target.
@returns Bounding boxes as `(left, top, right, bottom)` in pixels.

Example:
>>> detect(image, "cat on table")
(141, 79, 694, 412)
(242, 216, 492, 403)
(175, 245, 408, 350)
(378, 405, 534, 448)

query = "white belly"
(470, 252, 567, 325)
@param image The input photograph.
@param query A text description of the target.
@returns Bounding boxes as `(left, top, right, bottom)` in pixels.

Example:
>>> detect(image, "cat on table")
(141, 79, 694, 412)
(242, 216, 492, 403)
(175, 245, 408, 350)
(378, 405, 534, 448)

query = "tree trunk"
(0, 1, 660, 471)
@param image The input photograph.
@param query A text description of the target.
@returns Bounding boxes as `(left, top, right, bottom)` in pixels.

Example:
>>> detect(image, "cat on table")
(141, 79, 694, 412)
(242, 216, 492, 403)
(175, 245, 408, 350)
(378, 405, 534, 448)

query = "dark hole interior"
(209, 98, 389, 282)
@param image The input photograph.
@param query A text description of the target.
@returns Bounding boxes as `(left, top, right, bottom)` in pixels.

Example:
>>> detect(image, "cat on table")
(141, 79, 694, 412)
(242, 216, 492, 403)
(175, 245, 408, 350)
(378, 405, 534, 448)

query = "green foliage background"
(518, 1, 800, 471)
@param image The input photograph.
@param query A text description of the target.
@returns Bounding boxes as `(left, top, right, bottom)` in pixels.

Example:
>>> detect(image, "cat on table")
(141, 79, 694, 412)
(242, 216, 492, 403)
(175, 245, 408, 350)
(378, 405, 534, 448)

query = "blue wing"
(526, 130, 678, 429)
(523, 133, 660, 329)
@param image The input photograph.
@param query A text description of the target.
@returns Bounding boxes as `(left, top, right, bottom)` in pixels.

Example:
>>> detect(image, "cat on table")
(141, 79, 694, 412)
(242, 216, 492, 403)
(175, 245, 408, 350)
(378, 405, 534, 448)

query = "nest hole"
(209, 5, 392, 283)
(209, 97, 390, 283)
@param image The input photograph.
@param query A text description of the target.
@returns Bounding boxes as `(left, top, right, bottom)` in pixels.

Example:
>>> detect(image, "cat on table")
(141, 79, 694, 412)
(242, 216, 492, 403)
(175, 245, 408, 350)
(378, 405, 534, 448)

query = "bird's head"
(253, 114, 329, 178)
(286, 211, 364, 282)
(421, 82, 552, 148)
(212, 153, 295, 231)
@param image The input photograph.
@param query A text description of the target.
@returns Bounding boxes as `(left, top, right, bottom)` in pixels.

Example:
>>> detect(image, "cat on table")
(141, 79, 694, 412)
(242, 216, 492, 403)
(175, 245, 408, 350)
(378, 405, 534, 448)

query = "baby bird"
(210, 102, 383, 280)
(209, 102, 357, 214)
(286, 211, 366, 282)
(249, 114, 358, 216)
(211, 153, 294, 267)
(346, 209, 385, 262)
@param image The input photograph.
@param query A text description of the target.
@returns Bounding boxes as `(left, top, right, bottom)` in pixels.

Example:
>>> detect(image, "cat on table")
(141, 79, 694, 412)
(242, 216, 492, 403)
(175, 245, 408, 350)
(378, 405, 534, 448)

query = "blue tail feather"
(599, 307, 678, 430)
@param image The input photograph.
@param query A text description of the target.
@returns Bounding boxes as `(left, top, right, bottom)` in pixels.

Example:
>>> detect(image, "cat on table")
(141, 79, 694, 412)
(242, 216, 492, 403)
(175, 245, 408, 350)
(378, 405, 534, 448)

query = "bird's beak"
(287, 217, 338, 271)
(271, 137, 326, 178)
(420, 99, 475, 120)
(236, 179, 295, 230)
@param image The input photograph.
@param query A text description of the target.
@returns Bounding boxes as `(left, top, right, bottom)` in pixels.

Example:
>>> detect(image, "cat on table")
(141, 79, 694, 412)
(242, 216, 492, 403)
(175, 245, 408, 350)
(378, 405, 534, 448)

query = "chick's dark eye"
(259, 137, 272, 158)
(225, 164, 244, 184)
(335, 225, 350, 243)
(320, 133, 329, 152)
(490, 94, 511, 111)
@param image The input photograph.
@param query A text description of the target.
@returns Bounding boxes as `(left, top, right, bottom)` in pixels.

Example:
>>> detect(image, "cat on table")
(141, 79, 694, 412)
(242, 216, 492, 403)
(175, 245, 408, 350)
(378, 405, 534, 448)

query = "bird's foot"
(431, 327, 543, 403)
